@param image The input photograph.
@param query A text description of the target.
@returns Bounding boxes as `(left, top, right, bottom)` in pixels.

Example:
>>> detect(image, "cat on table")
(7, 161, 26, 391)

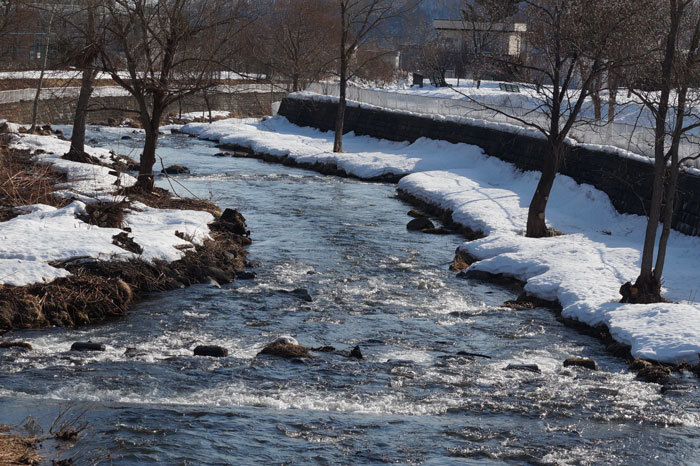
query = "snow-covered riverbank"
(180, 116, 700, 364)
(0, 130, 213, 287)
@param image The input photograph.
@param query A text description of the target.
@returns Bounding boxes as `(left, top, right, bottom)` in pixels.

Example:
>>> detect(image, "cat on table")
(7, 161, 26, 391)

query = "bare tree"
(0, 0, 20, 35)
(461, 0, 519, 87)
(53, 0, 103, 156)
(333, 0, 419, 153)
(29, 8, 54, 132)
(621, 0, 700, 303)
(251, 0, 337, 92)
(452, 0, 650, 238)
(99, 0, 252, 191)
(420, 36, 455, 85)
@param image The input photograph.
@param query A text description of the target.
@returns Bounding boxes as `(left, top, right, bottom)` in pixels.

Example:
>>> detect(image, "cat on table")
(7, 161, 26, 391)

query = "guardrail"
(307, 83, 700, 169)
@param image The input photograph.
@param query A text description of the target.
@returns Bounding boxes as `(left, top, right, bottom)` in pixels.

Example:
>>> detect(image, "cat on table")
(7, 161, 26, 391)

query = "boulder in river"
(278, 288, 313, 302)
(504, 363, 540, 373)
(194, 345, 229, 357)
(406, 217, 435, 231)
(235, 271, 256, 280)
(161, 164, 190, 175)
(0, 341, 33, 351)
(563, 358, 598, 370)
(214, 151, 231, 157)
(71, 341, 106, 352)
(349, 345, 363, 359)
(258, 336, 311, 359)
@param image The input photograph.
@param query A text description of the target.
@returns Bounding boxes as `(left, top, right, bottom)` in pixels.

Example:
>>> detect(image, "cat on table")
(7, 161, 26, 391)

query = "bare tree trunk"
(607, 74, 617, 122)
(30, 11, 54, 133)
(68, 69, 96, 155)
(655, 150, 679, 281)
(623, 3, 682, 303)
(333, 4, 348, 154)
(136, 105, 164, 191)
(203, 91, 213, 123)
(526, 140, 563, 237)
(592, 74, 602, 120)
(333, 59, 347, 153)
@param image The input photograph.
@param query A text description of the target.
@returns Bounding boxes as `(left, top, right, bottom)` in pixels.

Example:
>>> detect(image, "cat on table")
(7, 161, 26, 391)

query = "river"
(1, 127, 699, 464)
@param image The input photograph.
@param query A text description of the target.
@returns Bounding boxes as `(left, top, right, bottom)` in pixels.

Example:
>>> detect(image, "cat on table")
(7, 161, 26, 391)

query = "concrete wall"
(279, 96, 700, 237)
(0, 90, 287, 125)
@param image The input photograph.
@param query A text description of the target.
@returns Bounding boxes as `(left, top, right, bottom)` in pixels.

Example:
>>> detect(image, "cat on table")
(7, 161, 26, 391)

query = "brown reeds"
(0, 145, 69, 222)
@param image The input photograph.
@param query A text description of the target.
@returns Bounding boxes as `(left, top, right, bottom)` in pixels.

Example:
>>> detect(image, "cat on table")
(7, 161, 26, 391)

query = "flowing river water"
(1, 127, 700, 464)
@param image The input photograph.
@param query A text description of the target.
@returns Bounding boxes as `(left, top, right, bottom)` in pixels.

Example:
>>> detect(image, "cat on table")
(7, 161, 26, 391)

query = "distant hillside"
(419, 0, 462, 20)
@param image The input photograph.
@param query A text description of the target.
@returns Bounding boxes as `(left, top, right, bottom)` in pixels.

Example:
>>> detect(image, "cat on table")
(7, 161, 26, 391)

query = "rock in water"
(563, 358, 598, 370)
(71, 341, 106, 352)
(504, 363, 540, 373)
(0, 341, 33, 351)
(161, 164, 190, 174)
(278, 288, 313, 302)
(273, 335, 299, 346)
(258, 339, 311, 359)
(406, 217, 435, 231)
(290, 288, 312, 302)
(194, 345, 228, 357)
(349, 345, 363, 359)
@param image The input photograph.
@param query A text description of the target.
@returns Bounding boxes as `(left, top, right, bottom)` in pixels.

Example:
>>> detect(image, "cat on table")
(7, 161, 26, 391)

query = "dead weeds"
(0, 430, 40, 465)
(120, 185, 221, 216)
(0, 145, 69, 222)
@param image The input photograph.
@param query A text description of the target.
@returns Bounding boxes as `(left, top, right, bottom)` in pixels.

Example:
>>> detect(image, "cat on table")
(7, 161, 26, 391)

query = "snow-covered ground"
(179, 116, 700, 364)
(175, 111, 231, 121)
(0, 128, 213, 287)
(307, 79, 700, 168)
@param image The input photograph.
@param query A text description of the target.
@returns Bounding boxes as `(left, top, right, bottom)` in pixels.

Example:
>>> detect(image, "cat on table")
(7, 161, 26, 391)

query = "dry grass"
(121, 185, 222, 216)
(0, 145, 69, 222)
(0, 429, 40, 465)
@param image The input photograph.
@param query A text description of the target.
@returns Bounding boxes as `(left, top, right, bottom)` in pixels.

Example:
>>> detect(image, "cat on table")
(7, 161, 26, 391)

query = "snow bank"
(0, 133, 214, 287)
(179, 116, 700, 364)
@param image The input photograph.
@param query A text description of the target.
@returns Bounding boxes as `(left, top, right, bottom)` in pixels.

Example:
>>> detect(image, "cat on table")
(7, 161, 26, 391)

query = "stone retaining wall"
(0, 91, 287, 126)
(279, 96, 700, 237)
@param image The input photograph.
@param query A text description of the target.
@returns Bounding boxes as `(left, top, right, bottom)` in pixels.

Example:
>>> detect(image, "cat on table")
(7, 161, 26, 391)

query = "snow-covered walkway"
(180, 116, 700, 364)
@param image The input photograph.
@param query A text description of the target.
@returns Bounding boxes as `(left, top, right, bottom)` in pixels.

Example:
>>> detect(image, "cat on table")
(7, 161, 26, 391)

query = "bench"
(499, 82, 520, 93)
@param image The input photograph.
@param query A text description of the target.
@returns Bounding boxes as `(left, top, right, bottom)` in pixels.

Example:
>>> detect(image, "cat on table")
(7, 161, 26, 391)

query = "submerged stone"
(194, 345, 229, 357)
(161, 164, 190, 174)
(563, 358, 598, 370)
(349, 345, 363, 359)
(71, 341, 106, 352)
(278, 288, 312, 302)
(406, 217, 435, 231)
(258, 342, 311, 359)
(0, 341, 32, 351)
(504, 363, 540, 373)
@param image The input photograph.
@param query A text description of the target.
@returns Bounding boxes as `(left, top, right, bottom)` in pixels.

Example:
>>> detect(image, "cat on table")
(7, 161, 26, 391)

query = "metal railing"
(306, 83, 700, 169)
